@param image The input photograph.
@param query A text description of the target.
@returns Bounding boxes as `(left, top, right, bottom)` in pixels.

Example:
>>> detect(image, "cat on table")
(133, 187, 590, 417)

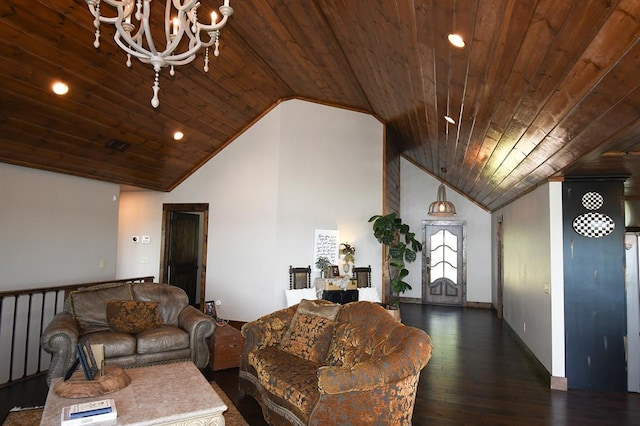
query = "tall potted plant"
(369, 212, 423, 308)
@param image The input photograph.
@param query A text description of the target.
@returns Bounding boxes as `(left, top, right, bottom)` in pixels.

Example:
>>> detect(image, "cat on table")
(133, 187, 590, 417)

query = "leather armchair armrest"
(40, 312, 80, 386)
(178, 306, 216, 368)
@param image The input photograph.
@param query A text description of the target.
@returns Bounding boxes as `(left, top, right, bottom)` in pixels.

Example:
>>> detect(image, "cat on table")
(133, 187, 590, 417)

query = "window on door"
(423, 220, 466, 306)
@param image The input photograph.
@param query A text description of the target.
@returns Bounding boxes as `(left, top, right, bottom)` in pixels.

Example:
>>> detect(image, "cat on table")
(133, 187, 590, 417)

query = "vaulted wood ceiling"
(1, 0, 639, 211)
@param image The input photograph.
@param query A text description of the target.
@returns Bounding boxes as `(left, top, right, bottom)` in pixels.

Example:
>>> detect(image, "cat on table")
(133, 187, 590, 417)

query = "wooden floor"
(210, 304, 640, 425)
(2, 304, 640, 425)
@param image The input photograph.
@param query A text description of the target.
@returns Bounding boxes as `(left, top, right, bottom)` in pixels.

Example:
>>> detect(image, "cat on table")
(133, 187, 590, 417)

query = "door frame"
(422, 219, 467, 306)
(496, 215, 504, 319)
(160, 203, 209, 310)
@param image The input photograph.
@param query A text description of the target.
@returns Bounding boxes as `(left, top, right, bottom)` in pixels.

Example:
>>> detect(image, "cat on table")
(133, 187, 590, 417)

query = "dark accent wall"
(563, 179, 626, 391)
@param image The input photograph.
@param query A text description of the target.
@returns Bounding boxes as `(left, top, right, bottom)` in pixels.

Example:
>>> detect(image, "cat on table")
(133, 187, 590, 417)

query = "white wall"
(275, 101, 383, 288)
(116, 190, 164, 280)
(548, 182, 565, 378)
(626, 199, 640, 228)
(0, 163, 119, 290)
(117, 100, 384, 321)
(400, 158, 492, 303)
(492, 182, 564, 375)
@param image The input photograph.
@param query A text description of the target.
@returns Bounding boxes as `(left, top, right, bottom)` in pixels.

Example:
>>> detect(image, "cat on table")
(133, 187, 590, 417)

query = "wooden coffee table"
(41, 362, 227, 425)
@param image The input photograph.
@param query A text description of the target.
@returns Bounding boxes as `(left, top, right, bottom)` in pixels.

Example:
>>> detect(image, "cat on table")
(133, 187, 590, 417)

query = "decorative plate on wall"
(572, 212, 615, 238)
(581, 192, 604, 211)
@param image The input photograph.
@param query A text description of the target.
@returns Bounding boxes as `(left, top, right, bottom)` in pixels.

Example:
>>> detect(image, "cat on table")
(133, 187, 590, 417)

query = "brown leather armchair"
(40, 282, 215, 385)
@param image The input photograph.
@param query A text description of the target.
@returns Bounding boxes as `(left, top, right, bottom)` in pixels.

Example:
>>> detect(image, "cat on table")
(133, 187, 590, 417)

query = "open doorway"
(496, 216, 504, 319)
(160, 203, 209, 309)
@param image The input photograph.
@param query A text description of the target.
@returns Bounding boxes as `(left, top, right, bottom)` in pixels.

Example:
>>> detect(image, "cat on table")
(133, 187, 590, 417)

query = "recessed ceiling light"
(52, 81, 69, 95)
(173, 131, 184, 141)
(445, 115, 456, 124)
(448, 33, 465, 48)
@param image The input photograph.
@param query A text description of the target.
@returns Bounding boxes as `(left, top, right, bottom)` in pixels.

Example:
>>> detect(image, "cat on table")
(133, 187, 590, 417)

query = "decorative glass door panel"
(423, 221, 466, 305)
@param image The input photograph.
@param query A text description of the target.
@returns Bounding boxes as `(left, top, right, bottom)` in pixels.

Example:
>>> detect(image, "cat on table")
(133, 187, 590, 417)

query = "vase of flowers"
(339, 242, 356, 273)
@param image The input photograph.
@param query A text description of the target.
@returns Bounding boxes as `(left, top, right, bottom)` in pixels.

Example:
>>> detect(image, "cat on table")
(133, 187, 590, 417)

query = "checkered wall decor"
(572, 190, 615, 239)
(572, 212, 615, 238)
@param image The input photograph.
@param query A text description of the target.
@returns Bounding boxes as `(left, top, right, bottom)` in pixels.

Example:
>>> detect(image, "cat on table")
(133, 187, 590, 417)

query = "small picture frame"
(205, 301, 217, 318)
(77, 338, 98, 381)
(327, 265, 340, 278)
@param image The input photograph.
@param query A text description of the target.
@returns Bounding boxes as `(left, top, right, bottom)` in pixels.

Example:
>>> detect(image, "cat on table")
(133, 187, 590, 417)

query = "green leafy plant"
(369, 212, 423, 306)
(315, 256, 331, 277)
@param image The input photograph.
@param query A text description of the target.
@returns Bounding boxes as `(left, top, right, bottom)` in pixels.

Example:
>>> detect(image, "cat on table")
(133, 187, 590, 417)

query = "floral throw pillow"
(279, 299, 340, 363)
(106, 300, 163, 334)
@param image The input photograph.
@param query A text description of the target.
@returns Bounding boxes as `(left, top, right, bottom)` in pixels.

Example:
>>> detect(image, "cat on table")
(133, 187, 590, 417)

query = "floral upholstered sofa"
(239, 299, 433, 425)
(41, 282, 216, 385)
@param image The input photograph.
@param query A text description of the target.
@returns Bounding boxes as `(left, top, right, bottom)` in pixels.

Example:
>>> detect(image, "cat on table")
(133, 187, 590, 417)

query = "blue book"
(69, 406, 112, 419)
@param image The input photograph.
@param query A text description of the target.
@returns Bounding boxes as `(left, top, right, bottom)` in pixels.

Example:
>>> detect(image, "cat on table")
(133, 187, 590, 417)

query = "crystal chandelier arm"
(86, 3, 116, 25)
(86, 0, 135, 48)
(87, 0, 132, 25)
(113, 21, 154, 61)
(172, 0, 199, 11)
(196, 7, 233, 33)
(152, 1, 205, 64)
(140, 0, 159, 57)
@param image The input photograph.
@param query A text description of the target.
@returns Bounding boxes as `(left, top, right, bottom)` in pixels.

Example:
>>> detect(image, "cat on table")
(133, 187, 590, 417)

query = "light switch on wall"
(141, 235, 151, 244)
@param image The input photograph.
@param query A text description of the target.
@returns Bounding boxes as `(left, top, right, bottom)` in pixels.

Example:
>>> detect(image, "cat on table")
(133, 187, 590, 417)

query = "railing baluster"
(9, 295, 18, 382)
(23, 293, 33, 380)
(0, 295, 4, 383)
(37, 291, 48, 371)
(38, 291, 45, 374)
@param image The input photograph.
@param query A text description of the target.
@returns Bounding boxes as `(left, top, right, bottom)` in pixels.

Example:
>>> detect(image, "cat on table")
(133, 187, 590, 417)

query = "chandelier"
(428, 168, 457, 217)
(85, 0, 234, 108)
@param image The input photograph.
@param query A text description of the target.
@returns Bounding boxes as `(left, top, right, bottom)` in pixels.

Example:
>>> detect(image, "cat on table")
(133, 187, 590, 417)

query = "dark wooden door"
(496, 218, 504, 319)
(423, 221, 466, 306)
(168, 212, 199, 305)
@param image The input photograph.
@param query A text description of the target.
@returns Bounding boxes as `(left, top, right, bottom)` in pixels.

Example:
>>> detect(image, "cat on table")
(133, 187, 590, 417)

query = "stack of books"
(61, 399, 117, 425)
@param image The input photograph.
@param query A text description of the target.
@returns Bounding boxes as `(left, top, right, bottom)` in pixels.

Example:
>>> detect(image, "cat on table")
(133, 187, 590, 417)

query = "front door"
(423, 220, 466, 306)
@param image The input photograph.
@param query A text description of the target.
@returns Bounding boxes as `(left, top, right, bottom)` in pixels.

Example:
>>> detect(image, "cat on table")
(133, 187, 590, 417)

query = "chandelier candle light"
(86, 0, 234, 108)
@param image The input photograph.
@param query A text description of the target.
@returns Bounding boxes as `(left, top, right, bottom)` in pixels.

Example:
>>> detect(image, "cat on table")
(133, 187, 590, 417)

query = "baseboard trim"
(397, 298, 492, 309)
(550, 376, 568, 391)
(464, 301, 491, 309)
(503, 322, 563, 390)
(398, 297, 421, 304)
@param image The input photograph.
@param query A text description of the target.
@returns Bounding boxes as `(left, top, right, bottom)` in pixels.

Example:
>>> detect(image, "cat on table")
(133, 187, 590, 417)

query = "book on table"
(61, 399, 117, 425)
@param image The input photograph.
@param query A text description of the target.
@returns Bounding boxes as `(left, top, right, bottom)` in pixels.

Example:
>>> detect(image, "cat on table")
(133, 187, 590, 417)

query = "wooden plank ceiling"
(0, 0, 639, 211)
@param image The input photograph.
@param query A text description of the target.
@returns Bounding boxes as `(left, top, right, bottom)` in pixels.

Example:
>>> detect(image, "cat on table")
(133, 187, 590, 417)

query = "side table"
(208, 324, 244, 370)
(322, 289, 359, 304)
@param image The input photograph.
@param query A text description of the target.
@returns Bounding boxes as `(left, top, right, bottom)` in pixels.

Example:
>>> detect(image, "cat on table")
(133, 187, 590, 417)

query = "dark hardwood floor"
(2, 304, 640, 425)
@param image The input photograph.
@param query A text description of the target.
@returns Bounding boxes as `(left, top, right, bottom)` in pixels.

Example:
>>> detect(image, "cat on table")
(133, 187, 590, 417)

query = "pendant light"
(428, 168, 456, 216)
